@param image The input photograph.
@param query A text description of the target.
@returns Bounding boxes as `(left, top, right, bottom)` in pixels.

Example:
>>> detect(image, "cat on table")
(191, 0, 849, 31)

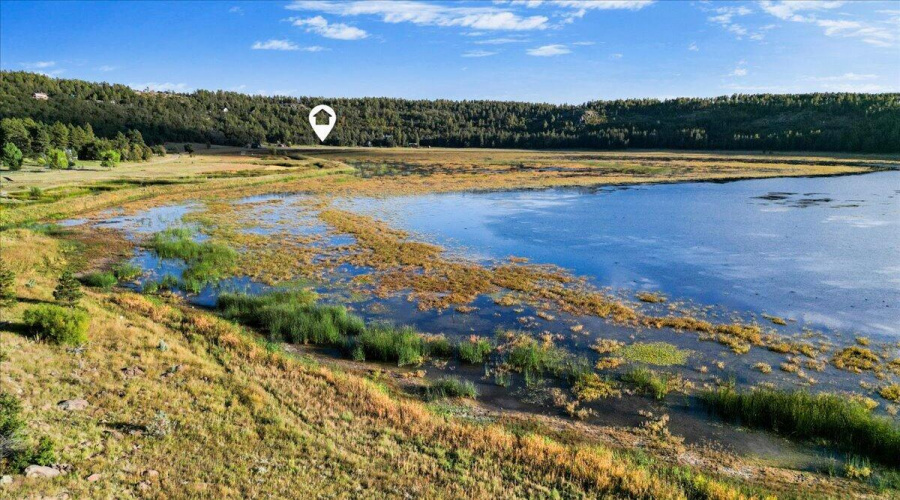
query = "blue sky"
(1, 1, 898, 103)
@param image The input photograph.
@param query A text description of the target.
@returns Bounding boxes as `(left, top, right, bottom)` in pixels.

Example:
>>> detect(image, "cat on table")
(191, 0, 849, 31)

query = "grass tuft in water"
(623, 368, 673, 400)
(353, 324, 425, 366)
(147, 228, 238, 292)
(701, 387, 900, 466)
(426, 377, 478, 400)
(619, 342, 690, 366)
(458, 336, 493, 364)
(80, 271, 117, 289)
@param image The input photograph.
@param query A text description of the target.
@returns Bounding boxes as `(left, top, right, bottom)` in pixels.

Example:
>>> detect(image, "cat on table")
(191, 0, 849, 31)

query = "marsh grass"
(354, 324, 425, 366)
(80, 271, 117, 289)
(112, 262, 142, 281)
(218, 291, 364, 345)
(426, 377, 478, 400)
(458, 336, 492, 364)
(505, 335, 568, 384)
(623, 368, 672, 400)
(701, 387, 900, 466)
(147, 228, 238, 292)
(619, 342, 690, 366)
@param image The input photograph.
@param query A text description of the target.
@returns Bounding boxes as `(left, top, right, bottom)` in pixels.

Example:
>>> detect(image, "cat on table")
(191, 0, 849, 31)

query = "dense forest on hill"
(2, 71, 898, 153)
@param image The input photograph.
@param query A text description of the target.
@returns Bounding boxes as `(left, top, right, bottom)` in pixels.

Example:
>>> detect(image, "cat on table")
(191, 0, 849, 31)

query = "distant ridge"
(2, 71, 898, 152)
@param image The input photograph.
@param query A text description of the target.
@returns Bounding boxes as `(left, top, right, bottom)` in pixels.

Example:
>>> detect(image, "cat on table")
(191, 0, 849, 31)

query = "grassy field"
(2, 147, 897, 498)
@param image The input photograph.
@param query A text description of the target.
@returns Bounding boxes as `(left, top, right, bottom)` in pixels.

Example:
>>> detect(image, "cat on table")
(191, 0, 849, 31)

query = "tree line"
(1, 71, 898, 154)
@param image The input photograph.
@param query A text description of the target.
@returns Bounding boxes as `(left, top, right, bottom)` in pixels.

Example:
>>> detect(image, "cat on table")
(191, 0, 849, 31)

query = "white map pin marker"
(309, 104, 336, 142)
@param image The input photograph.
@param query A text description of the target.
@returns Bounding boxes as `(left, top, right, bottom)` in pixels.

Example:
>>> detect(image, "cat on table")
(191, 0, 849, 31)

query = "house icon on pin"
(308, 104, 337, 142)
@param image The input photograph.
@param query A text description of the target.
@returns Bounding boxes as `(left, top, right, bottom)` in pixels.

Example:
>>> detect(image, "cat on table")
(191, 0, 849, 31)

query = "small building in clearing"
(32, 92, 49, 100)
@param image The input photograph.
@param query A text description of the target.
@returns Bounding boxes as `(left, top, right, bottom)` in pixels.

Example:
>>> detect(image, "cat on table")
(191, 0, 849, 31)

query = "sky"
(1, 0, 898, 103)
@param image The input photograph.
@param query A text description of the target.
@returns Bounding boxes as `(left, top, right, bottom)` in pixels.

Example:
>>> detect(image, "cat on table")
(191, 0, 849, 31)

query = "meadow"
(2, 146, 898, 498)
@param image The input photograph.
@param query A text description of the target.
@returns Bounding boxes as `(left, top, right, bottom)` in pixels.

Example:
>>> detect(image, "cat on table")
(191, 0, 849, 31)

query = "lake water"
(339, 171, 900, 337)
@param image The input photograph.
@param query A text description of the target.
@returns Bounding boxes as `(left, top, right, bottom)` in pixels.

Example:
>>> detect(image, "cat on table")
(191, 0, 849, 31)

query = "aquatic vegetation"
(354, 324, 425, 366)
(504, 335, 568, 383)
(22, 304, 89, 345)
(753, 362, 772, 374)
(833, 346, 880, 372)
(762, 314, 787, 326)
(112, 262, 142, 281)
(701, 387, 900, 466)
(595, 357, 624, 370)
(218, 291, 363, 345)
(426, 377, 478, 400)
(80, 271, 117, 289)
(879, 384, 900, 403)
(623, 368, 673, 400)
(636, 291, 666, 303)
(590, 338, 623, 355)
(147, 228, 238, 292)
(571, 372, 621, 401)
(619, 342, 690, 366)
(423, 335, 453, 358)
(844, 455, 872, 481)
(457, 336, 492, 364)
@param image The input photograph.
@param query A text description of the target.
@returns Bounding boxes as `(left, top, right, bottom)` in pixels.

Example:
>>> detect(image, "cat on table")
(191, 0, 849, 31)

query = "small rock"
(86, 473, 102, 482)
(142, 469, 159, 479)
(1, 475, 12, 485)
(157, 340, 168, 352)
(138, 480, 151, 491)
(57, 399, 89, 411)
(121, 366, 145, 378)
(25, 465, 60, 478)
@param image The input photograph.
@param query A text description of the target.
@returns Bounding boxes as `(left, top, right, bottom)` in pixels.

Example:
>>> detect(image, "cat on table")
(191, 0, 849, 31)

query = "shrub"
(427, 377, 478, 400)
(354, 324, 424, 366)
(0, 260, 15, 306)
(81, 271, 117, 289)
(0, 392, 55, 473)
(45, 148, 68, 169)
(99, 149, 120, 168)
(53, 269, 83, 306)
(701, 387, 900, 466)
(458, 336, 492, 364)
(2, 142, 23, 170)
(23, 304, 90, 345)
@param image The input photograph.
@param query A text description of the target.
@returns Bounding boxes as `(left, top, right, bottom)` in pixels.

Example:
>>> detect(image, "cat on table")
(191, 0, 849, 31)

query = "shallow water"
(338, 171, 900, 337)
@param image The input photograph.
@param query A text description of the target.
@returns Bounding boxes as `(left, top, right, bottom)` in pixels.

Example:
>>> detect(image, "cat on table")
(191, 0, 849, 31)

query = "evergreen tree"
(0, 260, 15, 307)
(53, 270, 83, 307)
(1, 142, 23, 170)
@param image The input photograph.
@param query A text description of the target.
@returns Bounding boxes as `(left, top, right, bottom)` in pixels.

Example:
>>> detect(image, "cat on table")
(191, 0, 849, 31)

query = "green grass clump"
(218, 291, 363, 345)
(147, 228, 237, 292)
(354, 324, 424, 366)
(623, 368, 671, 400)
(701, 387, 900, 466)
(458, 336, 493, 364)
(80, 271, 117, 289)
(112, 262, 142, 281)
(0, 392, 56, 473)
(22, 304, 89, 345)
(424, 335, 453, 358)
(426, 377, 478, 400)
(506, 336, 568, 383)
(620, 342, 691, 366)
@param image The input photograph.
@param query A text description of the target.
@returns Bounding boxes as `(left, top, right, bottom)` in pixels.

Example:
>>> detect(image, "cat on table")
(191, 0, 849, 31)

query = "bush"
(80, 271, 117, 289)
(354, 324, 424, 366)
(45, 148, 68, 169)
(0, 392, 55, 473)
(458, 336, 492, 364)
(99, 149, 120, 167)
(701, 387, 900, 466)
(426, 377, 478, 400)
(23, 304, 89, 345)
(2, 142, 23, 170)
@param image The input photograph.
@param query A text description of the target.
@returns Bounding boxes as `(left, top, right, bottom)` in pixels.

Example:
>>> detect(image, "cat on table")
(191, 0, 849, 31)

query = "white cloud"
(462, 49, 499, 57)
(97, 65, 117, 72)
(759, 1, 897, 47)
(730, 67, 748, 77)
(129, 82, 190, 92)
(688, 42, 698, 51)
(610, 52, 623, 59)
(474, 37, 527, 44)
(291, 16, 369, 40)
(22, 61, 56, 69)
(572, 41, 595, 46)
(810, 73, 877, 82)
(527, 44, 570, 56)
(287, 1, 549, 31)
(252, 39, 301, 50)
(229, 6, 243, 15)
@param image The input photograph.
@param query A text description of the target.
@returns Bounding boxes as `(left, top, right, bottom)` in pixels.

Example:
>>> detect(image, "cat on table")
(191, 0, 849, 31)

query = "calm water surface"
(339, 171, 900, 337)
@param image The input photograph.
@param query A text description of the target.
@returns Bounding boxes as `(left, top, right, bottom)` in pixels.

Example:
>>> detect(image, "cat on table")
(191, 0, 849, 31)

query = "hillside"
(1, 71, 898, 153)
